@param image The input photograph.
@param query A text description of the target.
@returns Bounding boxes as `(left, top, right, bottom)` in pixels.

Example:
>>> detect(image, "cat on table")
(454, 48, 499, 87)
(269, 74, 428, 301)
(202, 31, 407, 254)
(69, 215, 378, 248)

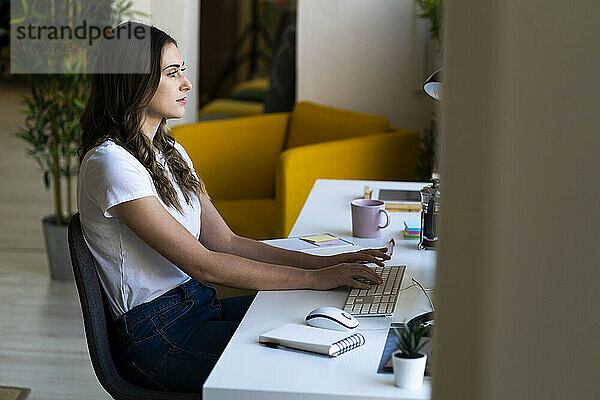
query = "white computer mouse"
(305, 306, 359, 332)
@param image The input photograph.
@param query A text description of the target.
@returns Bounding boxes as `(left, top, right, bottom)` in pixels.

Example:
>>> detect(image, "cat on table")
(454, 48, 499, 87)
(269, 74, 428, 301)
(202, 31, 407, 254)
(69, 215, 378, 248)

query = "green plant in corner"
(414, 0, 443, 181)
(415, 0, 442, 51)
(414, 115, 437, 183)
(15, 73, 88, 225)
(393, 322, 429, 359)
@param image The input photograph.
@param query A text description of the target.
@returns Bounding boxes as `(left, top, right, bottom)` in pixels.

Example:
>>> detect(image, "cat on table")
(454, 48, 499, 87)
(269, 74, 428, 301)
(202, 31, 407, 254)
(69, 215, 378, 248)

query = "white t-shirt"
(77, 140, 200, 320)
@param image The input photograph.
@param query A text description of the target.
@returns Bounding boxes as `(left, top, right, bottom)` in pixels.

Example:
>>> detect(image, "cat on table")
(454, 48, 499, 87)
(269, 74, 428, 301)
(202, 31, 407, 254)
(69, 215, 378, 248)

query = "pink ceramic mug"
(351, 199, 391, 238)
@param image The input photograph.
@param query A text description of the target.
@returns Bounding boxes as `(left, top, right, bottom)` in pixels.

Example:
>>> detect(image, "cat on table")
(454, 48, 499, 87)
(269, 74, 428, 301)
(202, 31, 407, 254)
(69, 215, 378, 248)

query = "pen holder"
(418, 179, 440, 250)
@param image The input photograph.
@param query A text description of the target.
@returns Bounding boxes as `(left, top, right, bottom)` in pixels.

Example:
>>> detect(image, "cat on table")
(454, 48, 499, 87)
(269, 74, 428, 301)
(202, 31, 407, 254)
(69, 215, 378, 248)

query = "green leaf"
(9, 16, 27, 24)
(31, 10, 45, 19)
(415, 340, 428, 354)
(73, 98, 86, 110)
(43, 170, 50, 189)
(20, 0, 29, 14)
(392, 321, 429, 356)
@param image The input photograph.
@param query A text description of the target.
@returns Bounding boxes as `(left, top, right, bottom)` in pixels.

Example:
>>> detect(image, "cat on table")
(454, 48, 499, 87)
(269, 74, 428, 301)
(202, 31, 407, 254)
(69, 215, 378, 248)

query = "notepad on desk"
(263, 233, 354, 251)
(259, 323, 365, 357)
(299, 233, 353, 247)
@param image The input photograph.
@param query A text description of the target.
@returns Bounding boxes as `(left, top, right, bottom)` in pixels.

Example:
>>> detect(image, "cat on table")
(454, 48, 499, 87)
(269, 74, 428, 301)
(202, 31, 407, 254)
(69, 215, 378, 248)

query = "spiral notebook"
(259, 323, 365, 357)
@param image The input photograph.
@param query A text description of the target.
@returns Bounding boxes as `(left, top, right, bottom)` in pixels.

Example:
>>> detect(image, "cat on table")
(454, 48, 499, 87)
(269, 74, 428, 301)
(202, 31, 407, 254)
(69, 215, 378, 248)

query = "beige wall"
(297, 0, 435, 131)
(434, 1, 600, 399)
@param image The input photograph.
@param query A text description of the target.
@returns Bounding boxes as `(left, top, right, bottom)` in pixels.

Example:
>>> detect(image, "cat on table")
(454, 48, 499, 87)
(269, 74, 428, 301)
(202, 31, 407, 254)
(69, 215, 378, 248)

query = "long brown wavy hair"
(79, 22, 207, 213)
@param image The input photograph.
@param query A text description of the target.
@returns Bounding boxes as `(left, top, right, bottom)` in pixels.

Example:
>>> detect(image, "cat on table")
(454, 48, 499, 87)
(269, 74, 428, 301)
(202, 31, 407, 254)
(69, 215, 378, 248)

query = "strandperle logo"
(14, 20, 148, 47)
(10, 0, 152, 74)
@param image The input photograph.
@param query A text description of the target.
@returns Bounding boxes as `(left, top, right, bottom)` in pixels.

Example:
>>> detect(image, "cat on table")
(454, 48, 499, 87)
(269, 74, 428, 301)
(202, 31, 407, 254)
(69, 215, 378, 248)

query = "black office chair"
(68, 213, 202, 400)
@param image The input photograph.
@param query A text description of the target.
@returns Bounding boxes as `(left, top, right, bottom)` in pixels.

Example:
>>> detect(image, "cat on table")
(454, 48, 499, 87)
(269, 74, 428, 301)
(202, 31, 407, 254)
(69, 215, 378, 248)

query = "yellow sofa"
(173, 101, 420, 240)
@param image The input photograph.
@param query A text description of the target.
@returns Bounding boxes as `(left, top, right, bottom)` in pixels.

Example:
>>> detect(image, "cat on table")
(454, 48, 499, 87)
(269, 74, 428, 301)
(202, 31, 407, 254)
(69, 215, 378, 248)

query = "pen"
(387, 238, 395, 256)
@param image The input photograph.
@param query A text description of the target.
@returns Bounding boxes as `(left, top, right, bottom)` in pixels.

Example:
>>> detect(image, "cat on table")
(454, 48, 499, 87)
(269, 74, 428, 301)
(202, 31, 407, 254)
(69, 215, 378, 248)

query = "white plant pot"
(392, 351, 427, 389)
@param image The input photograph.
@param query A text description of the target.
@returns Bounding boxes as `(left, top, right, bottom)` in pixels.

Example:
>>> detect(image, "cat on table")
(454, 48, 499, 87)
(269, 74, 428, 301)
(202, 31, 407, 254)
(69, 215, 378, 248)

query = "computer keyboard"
(343, 265, 406, 317)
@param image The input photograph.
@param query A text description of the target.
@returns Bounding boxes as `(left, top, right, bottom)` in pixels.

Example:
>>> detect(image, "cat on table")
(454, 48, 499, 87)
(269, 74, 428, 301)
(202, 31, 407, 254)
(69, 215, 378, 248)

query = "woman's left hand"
(319, 247, 391, 268)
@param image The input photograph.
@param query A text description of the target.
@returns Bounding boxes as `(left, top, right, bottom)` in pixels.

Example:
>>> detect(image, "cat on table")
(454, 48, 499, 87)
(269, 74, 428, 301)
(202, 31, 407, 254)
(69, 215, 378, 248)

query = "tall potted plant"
(12, 0, 146, 279)
(15, 74, 88, 279)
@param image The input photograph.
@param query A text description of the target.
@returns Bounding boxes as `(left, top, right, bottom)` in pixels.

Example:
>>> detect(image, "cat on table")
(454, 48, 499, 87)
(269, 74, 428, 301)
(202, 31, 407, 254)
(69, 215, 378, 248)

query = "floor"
(0, 79, 110, 399)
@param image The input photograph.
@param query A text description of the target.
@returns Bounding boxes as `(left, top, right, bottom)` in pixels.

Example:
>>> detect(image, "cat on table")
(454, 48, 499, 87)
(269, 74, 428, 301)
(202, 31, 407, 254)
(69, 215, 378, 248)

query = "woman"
(78, 22, 388, 392)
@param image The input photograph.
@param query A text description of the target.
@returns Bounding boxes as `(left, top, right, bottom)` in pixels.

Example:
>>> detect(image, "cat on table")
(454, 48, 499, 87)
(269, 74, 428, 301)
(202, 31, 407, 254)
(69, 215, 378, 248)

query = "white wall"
(131, 0, 199, 126)
(297, 0, 435, 131)
(434, 1, 600, 399)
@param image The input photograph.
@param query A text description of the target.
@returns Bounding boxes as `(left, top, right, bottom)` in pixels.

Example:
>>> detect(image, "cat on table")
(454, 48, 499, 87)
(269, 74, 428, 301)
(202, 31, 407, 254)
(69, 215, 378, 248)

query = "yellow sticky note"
(300, 234, 338, 243)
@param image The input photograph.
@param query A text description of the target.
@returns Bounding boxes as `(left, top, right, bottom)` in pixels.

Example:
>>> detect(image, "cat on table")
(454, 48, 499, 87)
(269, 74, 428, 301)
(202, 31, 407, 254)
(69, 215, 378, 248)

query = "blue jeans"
(113, 279, 255, 392)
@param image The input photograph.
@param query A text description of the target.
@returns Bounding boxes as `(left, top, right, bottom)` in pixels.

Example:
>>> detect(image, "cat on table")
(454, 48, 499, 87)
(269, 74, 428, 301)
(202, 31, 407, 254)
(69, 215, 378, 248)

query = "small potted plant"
(391, 321, 429, 388)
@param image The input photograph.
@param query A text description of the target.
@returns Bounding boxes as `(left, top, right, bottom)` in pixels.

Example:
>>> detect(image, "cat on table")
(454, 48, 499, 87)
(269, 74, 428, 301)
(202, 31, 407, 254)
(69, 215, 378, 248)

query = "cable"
(412, 278, 435, 312)
(356, 327, 394, 332)
(399, 278, 435, 312)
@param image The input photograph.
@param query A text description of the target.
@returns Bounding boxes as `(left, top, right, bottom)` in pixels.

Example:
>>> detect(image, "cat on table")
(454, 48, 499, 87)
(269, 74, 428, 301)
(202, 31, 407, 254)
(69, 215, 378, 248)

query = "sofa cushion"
(285, 102, 390, 148)
(212, 198, 279, 240)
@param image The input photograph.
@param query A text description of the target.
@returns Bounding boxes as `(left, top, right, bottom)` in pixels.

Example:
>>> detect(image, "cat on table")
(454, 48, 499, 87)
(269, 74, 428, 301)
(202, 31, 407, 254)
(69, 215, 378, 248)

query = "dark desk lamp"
(423, 69, 442, 101)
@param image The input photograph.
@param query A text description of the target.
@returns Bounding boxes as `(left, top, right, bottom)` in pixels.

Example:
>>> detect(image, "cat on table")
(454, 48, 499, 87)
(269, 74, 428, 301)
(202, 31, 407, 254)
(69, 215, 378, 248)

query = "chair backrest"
(68, 213, 200, 400)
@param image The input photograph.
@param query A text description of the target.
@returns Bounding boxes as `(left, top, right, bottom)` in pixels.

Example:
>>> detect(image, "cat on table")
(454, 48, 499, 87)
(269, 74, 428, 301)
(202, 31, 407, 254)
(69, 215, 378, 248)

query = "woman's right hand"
(309, 263, 383, 291)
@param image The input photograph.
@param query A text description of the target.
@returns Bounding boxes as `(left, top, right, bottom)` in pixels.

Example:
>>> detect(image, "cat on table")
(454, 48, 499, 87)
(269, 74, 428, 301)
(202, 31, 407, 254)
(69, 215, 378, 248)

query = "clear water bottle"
(419, 178, 440, 250)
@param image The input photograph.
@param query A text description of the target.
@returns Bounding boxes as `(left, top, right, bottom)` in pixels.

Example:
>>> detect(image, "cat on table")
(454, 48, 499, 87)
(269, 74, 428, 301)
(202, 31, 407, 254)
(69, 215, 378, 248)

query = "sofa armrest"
(172, 113, 289, 200)
(276, 130, 419, 236)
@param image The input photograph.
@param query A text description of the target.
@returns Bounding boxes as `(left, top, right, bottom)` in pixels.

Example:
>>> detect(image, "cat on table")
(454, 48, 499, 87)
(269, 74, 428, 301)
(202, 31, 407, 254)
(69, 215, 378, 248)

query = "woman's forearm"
(221, 235, 331, 270)
(189, 248, 382, 292)
(189, 249, 315, 290)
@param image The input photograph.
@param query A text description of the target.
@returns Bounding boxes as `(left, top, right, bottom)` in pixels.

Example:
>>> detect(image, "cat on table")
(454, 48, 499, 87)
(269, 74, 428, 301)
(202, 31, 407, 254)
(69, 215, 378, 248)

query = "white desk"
(203, 179, 436, 400)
